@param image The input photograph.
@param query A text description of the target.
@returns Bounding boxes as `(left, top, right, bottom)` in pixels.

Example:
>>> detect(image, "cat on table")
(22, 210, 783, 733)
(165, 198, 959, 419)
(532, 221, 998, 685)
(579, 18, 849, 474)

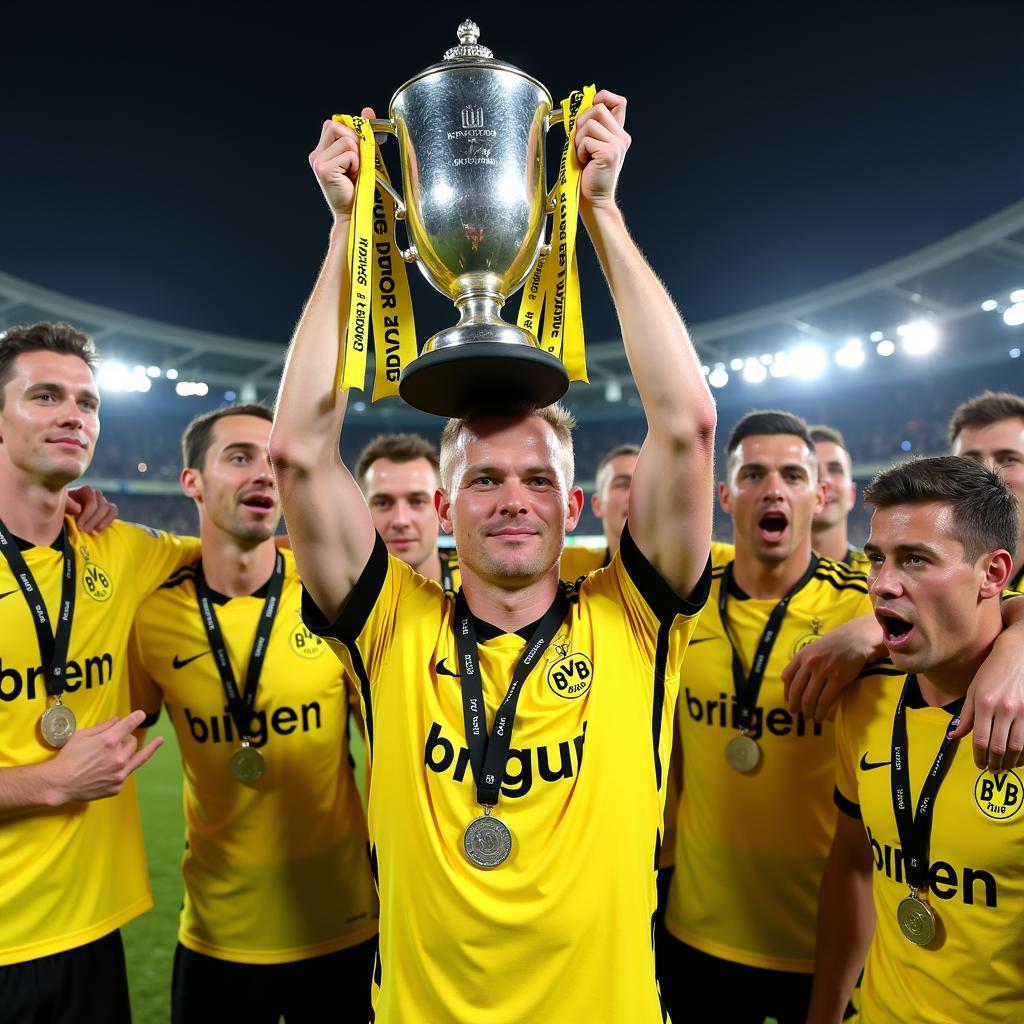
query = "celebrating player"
(128, 403, 378, 1024)
(271, 91, 716, 1021)
(807, 456, 1023, 1024)
(0, 322, 198, 1023)
(660, 410, 873, 1024)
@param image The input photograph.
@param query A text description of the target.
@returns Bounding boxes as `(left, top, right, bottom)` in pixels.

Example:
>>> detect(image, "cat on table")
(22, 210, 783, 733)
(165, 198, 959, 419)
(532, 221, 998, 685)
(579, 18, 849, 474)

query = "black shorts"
(171, 936, 377, 1024)
(0, 929, 131, 1024)
(658, 932, 813, 1024)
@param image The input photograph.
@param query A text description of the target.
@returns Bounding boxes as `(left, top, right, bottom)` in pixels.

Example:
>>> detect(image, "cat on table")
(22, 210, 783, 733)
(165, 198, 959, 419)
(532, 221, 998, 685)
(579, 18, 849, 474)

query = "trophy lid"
(391, 21, 551, 105)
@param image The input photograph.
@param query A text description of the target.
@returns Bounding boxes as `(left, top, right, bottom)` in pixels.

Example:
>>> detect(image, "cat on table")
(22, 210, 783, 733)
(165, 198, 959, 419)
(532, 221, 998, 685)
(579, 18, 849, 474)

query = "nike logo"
(860, 753, 891, 771)
(435, 658, 459, 678)
(688, 636, 718, 646)
(173, 651, 212, 670)
(0, 590, 17, 601)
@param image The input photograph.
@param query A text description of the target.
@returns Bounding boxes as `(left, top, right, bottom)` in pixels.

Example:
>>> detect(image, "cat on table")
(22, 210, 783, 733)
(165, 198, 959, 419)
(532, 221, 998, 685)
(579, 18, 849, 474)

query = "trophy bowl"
(370, 21, 571, 417)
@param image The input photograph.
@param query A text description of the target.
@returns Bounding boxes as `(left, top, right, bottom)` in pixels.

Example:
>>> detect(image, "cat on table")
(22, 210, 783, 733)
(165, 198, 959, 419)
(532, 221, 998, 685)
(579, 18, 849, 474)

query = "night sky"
(3, 4, 1023, 347)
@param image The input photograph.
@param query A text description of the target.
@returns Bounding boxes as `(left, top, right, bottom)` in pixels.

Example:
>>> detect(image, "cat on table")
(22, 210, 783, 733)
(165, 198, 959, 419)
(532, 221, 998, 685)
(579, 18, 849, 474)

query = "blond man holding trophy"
(271, 25, 716, 1023)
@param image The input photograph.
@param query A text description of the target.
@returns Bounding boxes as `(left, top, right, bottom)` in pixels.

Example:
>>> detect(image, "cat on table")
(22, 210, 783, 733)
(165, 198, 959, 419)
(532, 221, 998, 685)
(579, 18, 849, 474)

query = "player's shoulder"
(810, 555, 869, 601)
(841, 658, 905, 727)
(845, 547, 873, 575)
(710, 541, 734, 568)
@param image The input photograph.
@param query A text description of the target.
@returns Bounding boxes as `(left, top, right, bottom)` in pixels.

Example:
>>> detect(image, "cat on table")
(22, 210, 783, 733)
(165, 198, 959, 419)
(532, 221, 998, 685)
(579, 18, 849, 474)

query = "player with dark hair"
(807, 456, 1024, 1024)
(271, 91, 716, 1021)
(660, 408, 873, 1024)
(355, 432, 459, 589)
(129, 403, 378, 1024)
(809, 424, 870, 573)
(0, 322, 198, 1023)
(950, 390, 1024, 590)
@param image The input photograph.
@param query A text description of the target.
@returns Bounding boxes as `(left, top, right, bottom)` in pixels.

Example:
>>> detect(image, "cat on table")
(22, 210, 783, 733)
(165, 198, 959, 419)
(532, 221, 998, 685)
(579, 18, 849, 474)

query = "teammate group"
(2, 91, 1024, 1024)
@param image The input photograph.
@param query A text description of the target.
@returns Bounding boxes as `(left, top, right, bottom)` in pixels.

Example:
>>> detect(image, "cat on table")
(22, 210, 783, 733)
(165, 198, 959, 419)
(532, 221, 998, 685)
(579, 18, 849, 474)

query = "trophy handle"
(369, 117, 418, 263)
(543, 108, 566, 213)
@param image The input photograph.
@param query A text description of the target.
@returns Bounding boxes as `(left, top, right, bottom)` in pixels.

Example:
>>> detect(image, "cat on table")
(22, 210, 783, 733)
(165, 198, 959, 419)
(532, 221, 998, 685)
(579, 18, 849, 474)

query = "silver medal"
(464, 810, 513, 869)
(229, 745, 266, 784)
(897, 894, 937, 946)
(40, 703, 77, 748)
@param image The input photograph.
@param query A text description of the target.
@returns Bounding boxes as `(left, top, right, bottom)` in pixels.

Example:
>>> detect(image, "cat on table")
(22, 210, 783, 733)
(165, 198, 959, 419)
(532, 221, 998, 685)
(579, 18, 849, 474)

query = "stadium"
(3, 6, 1024, 1024)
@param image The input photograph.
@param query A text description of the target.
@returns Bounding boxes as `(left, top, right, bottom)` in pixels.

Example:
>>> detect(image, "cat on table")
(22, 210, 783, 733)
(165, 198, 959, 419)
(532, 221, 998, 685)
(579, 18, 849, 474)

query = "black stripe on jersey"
(834, 786, 862, 820)
(857, 657, 904, 679)
(619, 524, 712, 620)
(346, 643, 375, 757)
(652, 622, 671, 791)
(812, 571, 868, 594)
(818, 557, 866, 580)
(160, 564, 198, 589)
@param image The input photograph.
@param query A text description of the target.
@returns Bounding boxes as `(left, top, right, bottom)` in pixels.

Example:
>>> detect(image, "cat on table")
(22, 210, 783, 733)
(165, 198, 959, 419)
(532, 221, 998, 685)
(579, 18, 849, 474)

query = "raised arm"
(269, 114, 377, 621)
(805, 812, 876, 1024)
(576, 92, 715, 598)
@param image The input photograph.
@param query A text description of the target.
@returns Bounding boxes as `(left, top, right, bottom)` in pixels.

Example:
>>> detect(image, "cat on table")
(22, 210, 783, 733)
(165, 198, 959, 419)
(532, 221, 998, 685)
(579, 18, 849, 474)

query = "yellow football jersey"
(835, 669, 1024, 1024)
(303, 525, 710, 1023)
(665, 556, 873, 971)
(559, 544, 609, 581)
(128, 549, 378, 964)
(0, 518, 198, 966)
(845, 547, 872, 575)
(439, 546, 461, 591)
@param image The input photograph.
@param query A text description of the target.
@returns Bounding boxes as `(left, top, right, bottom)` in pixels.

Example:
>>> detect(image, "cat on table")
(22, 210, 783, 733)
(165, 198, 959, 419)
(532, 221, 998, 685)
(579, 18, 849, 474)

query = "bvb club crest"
(546, 642, 593, 700)
(791, 618, 824, 656)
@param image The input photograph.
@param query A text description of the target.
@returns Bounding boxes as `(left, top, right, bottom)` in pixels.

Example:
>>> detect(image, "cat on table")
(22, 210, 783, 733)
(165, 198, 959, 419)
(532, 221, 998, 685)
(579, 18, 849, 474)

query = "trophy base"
(399, 343, 570, 418)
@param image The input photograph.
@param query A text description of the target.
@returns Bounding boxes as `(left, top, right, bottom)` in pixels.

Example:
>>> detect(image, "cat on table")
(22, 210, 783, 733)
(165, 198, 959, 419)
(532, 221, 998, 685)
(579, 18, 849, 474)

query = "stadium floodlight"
(1004, 303, 1024, 327)
(605, 380, 622, 403)
(769, 351, 791, 378)
(835, 339, 865, 368)
(897, 320, 939, 355)
(743, 358, 767, 384)
(165, 368, 179, 380)
(876, 339, 896, 357)
(147, 365, 162, 378)
(730, 357, 744, 371)
(700, 364, 710, 376)
(759, 353, 773, 366)
(870, 330, 884, 342)
(97, 360, 129, 391)
(790, 343, 826, 379)
(981, 299, 999, 312)
(1011, 348, 1021, 359)
(1011, 289, 1024, 304)
(175, 380, 209, 397)
(708, 364, 729, 389)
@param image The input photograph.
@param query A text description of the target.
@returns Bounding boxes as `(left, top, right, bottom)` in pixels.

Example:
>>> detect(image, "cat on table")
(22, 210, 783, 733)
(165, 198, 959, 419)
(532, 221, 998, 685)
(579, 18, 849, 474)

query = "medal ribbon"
(0, 519, 76, 700)
(332, 114, 418, 399)
(890, 675, 964, 893)
(193, 551, 285, 742)
(719, 556, 819, 731)
(516, 86, 594, 383)
(453, 587, 569, 808)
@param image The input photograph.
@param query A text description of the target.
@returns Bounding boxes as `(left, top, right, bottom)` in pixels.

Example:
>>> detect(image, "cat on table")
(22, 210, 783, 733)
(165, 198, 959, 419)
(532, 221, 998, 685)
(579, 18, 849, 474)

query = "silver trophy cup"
(371, 21, 572, 417)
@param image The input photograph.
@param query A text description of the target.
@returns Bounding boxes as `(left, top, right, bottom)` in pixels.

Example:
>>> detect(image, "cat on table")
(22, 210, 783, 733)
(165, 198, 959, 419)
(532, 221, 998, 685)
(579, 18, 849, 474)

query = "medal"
(889, 676, 963, 952)
(40, 701, 77, 748)
(897, 892, 936, 945)
(194, 553, 284, 786)
(464, 807, 513, 869)
(718, 559, 819, 773)
(453, 587, 568, 870)
(725, 732, 761, 773)
(229, 744, 267, 784)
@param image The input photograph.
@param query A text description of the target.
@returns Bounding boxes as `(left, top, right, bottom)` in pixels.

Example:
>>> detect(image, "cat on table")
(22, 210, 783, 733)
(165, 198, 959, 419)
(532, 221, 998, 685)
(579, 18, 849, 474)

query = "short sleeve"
(119, 523, 201, 602)
(833, 694, 861, 819)
(301, 533, 444, 686)
(583, 523, 711, 677)
(127, 623, 163, 728)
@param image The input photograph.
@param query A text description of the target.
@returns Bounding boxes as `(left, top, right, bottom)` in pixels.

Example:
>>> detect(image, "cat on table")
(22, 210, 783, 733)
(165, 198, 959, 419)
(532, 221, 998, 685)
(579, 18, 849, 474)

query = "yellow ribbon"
(332, 115, 418, 398)
(516, 85, 595, 384)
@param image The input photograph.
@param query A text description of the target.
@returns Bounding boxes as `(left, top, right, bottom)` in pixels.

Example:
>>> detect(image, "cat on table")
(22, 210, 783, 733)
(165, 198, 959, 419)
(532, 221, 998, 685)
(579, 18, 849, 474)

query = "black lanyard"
(0, 518, 76, 698)
(193, 551, 285, 741)
(453, 587, 569, 808)
(718, 556, 818, 730)
(890, 676, 964, 893)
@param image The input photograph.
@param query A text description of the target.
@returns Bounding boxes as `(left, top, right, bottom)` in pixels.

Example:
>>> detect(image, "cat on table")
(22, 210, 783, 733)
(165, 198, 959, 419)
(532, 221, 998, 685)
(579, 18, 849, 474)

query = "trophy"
(367, 21, 581, 417)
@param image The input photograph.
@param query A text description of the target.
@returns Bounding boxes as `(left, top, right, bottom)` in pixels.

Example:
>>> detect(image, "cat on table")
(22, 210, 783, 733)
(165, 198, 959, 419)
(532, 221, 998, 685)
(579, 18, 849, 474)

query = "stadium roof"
(3, 196, 1024, 413)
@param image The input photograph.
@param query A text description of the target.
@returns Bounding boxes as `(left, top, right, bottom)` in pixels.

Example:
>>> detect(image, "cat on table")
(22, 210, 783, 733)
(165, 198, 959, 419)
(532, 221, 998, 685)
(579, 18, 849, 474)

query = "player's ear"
(566, 485, 585, 532)
(435, 488, 454, 534)
(717, 481, 732, 514)
(980, 549, 1013, 598)
(591, 490, 603, 518)
(181, 467, 203, 502)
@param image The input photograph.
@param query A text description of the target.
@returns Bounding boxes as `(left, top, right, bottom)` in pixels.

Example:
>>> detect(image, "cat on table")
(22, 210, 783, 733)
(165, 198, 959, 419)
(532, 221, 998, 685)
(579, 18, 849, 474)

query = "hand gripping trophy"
(335, 21, 594, 417)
